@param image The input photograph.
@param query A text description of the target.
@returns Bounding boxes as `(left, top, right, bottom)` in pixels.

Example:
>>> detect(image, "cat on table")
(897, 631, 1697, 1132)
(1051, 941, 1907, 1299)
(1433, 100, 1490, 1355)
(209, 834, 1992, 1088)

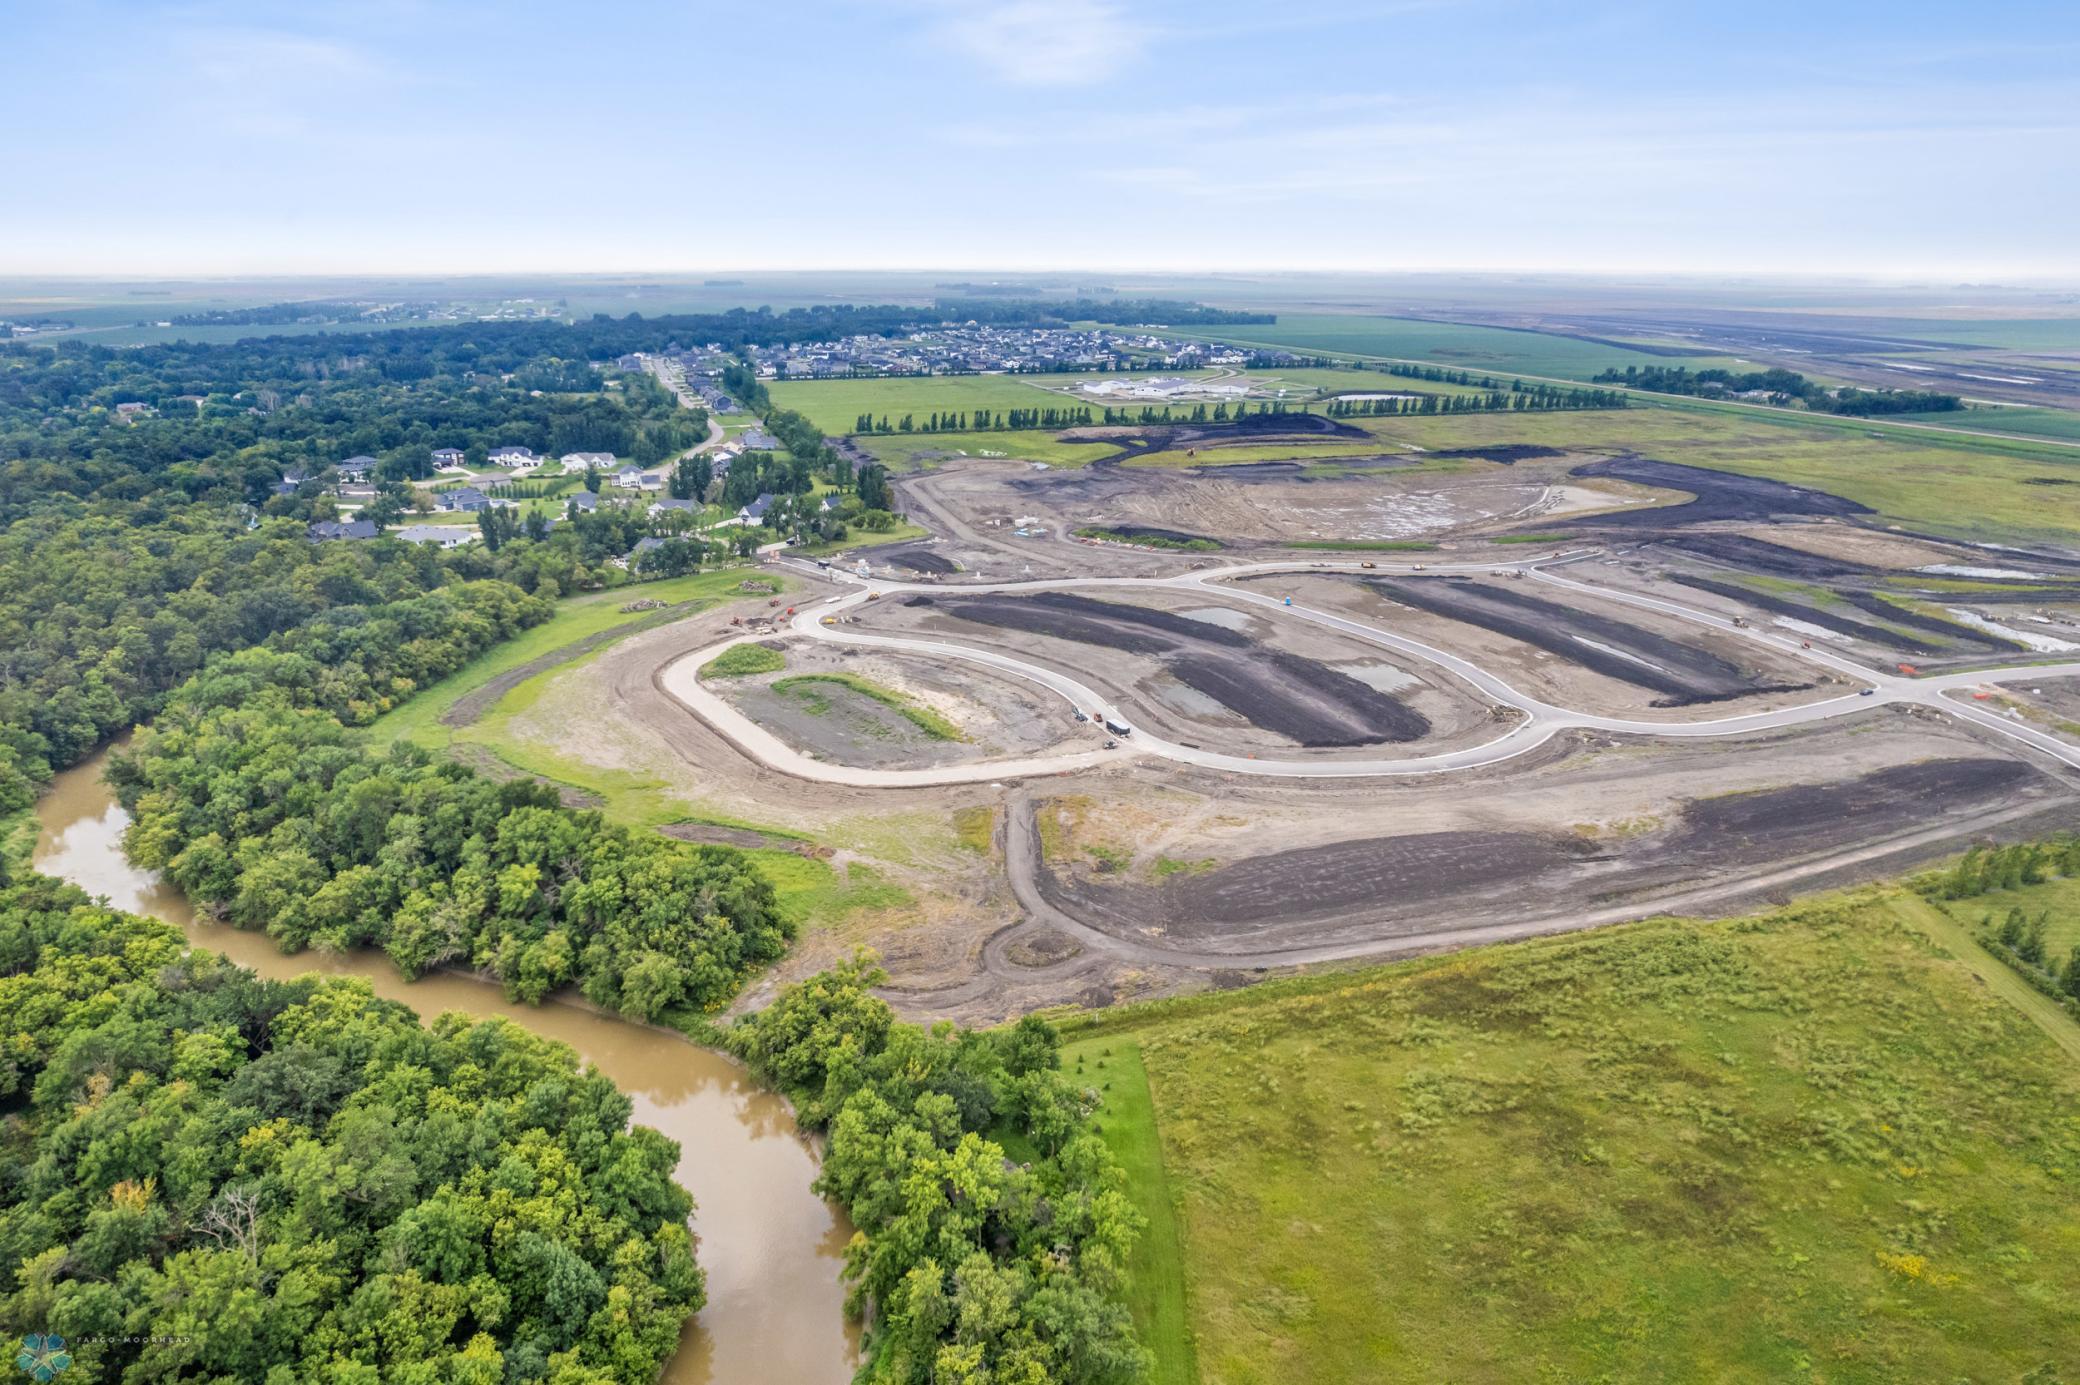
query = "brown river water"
(31, 747, 861, 1384)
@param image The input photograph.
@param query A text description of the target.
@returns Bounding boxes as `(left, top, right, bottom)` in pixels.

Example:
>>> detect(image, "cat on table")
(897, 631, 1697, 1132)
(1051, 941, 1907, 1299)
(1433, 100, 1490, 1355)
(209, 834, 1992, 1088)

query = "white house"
(613, 466, 647, 489)
(561, 451, 616, 471)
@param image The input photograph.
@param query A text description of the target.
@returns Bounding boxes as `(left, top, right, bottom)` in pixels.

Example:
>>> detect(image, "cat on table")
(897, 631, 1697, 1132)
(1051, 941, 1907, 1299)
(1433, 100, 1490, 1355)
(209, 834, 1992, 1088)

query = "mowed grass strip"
(1064, 892, 2080, 1383)
(771, 672, 966, 740)
(1061, 1038, 1199, 1385)
(365, 570, 762, 751)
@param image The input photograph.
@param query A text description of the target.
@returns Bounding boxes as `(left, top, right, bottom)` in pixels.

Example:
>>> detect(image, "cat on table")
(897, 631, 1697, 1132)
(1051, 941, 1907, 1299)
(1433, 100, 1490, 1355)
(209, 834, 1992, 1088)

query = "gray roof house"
(568, 490, 600, 513)
(335, 455, 377, 480)
(738, 493, 777, 524)
(307, 519, 378, 542)
(431, 447, 467, 468)
(438, 486, 491, 513)
(650, 497, 699, 516)
(739, 426, 781, 450)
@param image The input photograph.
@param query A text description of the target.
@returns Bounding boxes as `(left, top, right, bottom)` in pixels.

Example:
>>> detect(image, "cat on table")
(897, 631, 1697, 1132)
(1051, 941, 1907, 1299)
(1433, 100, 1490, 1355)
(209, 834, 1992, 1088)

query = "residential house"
(567, 490, 600, 513)
(621, 536, 669, 567)
(738, 493, 777, 526)
(271, 465, 310, 498)
(431, 447, 468, 471)
(437, 486, 492, 514)
(739, 426, 781, 451)
(335, 455, 377, 482)
(394, 525, 478, 549)
(487, 446, 541, 472)
(650, 497, 699, 518)
(307, 519, 378, 542)
(560, 451, 616, 471)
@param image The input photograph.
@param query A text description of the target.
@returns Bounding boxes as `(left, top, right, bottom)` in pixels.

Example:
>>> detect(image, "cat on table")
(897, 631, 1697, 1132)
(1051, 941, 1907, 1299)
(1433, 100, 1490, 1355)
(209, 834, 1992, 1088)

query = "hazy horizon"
(5, 1, 2076, 280)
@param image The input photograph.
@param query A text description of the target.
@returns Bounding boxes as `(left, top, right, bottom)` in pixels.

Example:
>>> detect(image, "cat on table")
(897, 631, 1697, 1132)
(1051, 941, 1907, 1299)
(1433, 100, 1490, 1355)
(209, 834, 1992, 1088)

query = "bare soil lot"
(1365, 574, 1809, 705)
(904, 590, 1433, 746)
(1566, 456, 1870, 527)
(709, 641, 1084, 769)
(1035, 751, 2055, 952)
(1657, 532, 1875, 580)
(880, 546, 960, 574)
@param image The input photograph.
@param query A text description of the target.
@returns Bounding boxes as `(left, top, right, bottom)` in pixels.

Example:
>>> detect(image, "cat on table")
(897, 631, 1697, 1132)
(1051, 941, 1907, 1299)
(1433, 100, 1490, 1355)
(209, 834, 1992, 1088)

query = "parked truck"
(1103, 719, 1132, 738)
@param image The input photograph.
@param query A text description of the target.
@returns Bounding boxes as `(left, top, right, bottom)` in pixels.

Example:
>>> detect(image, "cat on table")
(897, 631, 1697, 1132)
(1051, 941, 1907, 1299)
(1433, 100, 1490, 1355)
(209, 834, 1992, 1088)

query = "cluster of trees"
(1324, 382, 1626, 415)
(1593, 365, 1962, 416)
(0, 874, 705, 1381)
(106, 584, 790, 1020)
(851, 406, 1097, 434)
(0, 510, 474, 821)
(731, 959, 1148, 1383)
(1925, 840, 2080, 1014)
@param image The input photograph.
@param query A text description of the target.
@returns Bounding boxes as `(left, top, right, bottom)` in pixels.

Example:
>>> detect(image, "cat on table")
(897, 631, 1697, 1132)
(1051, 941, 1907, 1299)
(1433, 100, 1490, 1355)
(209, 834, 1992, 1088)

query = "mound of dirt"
(1368, 575, 1805, 706)
(922, 590, 1431, 745)
(1659, 532, 1875, 579)
(882, 547, 958, 574)
(1565, 457, 1870, 527)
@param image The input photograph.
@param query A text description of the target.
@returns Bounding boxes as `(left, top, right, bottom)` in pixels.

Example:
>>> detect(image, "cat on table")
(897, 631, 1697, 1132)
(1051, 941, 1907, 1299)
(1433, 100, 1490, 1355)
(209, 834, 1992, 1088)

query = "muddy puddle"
(32, 746, 861, 1385)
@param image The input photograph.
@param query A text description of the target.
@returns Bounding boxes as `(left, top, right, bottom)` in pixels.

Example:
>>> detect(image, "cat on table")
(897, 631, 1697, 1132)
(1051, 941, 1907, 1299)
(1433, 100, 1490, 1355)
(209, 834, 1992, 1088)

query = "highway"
(652, 552, 2080, 782)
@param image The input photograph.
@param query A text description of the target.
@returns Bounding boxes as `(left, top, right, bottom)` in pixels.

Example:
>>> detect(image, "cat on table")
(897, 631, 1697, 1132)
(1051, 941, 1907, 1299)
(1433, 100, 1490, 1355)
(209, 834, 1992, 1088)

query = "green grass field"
(1908, 405, 2080, 443)
(1934, 874, 2080, 974)
(1059, 892, 2080, 1384)
(364, 571, 762, 752)
(853, 429, 1121, 470)
(770, 672, 966, 741)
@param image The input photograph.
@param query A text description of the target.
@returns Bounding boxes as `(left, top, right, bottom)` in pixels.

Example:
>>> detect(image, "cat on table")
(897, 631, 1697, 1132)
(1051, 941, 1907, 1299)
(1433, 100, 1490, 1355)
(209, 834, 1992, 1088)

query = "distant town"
(620, 324, 1303, 384)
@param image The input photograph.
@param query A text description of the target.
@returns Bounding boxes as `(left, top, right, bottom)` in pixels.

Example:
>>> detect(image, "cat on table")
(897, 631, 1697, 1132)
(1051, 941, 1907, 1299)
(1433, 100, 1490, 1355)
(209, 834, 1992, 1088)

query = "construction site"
(474, 421, 2080, 1022)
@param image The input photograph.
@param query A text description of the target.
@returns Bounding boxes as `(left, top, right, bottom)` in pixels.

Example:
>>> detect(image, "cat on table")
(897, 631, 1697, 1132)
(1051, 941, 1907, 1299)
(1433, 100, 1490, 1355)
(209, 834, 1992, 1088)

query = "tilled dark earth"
(1666, 574, 1943, 653)
(910, 590, 1431, 745)
(1658, 532, 1876, 579)
(881, 547, 959, 574)
(1365, 575, 1805, 705)
(1565, 457, 1872, 527)
(1038, 756, 2043, 945)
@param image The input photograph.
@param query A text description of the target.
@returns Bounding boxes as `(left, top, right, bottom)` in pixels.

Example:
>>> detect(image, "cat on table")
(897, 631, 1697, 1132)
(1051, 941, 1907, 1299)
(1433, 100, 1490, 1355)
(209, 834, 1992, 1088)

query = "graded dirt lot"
(855, 586, 1502, 754)
(1026, 717, 2070, 960)
(1233, 565, 1840, 719)
(706, 641, 1084, 770)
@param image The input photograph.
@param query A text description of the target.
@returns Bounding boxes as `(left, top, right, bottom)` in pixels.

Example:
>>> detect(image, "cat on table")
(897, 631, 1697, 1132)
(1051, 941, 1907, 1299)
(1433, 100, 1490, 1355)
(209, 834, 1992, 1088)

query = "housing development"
(4, 5, 2077, 1384)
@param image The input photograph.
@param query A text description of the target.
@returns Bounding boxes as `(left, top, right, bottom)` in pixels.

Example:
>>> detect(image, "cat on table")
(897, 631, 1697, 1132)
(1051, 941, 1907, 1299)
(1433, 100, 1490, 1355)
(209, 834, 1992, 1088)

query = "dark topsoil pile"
(909, 590, 1430, 746)
(1564, 457, 1870, 528)
(1366, 576, 1805, 706)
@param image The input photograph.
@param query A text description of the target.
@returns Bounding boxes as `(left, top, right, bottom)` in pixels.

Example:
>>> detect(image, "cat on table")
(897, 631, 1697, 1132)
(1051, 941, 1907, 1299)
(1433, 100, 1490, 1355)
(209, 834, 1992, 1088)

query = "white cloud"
(918, 0, 1149, 86)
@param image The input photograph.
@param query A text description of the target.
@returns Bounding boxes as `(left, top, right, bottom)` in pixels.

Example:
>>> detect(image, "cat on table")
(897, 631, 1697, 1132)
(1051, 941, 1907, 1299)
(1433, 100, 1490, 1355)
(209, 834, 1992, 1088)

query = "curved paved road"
(673, 553, 2080, 780)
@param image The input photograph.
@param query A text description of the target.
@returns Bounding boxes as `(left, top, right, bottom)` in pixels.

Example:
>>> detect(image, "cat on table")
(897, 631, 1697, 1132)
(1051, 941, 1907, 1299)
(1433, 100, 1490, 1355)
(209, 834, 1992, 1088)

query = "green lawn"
(1059, 892, 2080, 1384)
(701, 643, 786, 677)
(364, 570, 764, 752)
(1060, 1038, 1198, 1385)
(1907, 405, 2080, 443)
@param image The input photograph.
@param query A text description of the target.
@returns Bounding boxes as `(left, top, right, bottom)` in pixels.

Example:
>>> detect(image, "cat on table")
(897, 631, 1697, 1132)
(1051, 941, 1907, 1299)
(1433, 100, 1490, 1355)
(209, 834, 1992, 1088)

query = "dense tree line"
(731, 959, 1148, 1384)
(851, 406, 1097, 434)
(1325, 382, 1626, 415)
(105, 583, 790, 1021)
(0, 874, 704, 1381)
(1593, 364, 1962, 416)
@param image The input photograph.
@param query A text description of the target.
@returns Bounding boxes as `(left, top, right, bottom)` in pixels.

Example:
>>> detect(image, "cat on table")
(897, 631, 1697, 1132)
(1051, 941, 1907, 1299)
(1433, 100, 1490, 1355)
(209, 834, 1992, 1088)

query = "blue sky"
(3, 0, 2076, 277)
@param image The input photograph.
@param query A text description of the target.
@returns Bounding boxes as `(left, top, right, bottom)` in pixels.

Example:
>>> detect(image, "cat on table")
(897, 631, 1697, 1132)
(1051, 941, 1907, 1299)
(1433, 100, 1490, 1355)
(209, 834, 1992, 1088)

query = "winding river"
(31, 747, 861, 1385)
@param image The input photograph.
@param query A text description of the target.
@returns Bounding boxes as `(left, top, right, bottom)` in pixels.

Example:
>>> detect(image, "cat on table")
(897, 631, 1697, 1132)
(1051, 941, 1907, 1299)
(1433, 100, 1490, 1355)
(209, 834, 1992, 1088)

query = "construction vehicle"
(768, 597, 781, 608)
(1103, 719, 1132, 738)
(1103, 739, 1118, 749)
(1360, 561, 1377, 569)
(866, 592, 880, 602)
(1731, 616, 1750, 629)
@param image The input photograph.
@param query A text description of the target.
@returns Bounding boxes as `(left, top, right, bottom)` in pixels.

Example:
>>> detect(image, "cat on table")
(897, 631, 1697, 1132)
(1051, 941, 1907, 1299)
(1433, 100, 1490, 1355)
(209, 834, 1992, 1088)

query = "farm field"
(1060, 892, 2080, 1384)
(1182, 312, 1753, 380)
(1333, 404, 2080, 544)
(1908, 405, 2080, 442)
